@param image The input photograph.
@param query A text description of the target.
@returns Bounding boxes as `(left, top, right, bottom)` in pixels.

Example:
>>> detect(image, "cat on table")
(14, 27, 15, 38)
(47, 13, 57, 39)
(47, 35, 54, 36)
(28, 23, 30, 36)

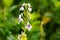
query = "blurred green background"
(0, 0, 60, 40)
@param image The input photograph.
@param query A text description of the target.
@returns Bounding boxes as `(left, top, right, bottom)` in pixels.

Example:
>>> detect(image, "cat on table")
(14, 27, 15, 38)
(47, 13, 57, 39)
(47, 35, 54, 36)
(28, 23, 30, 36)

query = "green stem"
(40, 24, 45, 40)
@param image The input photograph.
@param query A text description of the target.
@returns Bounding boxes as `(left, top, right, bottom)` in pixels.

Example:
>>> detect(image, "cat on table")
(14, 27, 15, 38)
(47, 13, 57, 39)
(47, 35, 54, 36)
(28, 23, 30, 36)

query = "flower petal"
(19, 7, 24, 11)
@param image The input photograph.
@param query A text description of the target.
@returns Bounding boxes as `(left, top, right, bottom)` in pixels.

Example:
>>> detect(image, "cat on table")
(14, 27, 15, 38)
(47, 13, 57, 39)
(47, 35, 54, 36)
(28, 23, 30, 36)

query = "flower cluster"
(17, 3, 32, 40)
(18, 3, 32, 31)
(19, 3, 32, 12)
(18, 14, 32, 31)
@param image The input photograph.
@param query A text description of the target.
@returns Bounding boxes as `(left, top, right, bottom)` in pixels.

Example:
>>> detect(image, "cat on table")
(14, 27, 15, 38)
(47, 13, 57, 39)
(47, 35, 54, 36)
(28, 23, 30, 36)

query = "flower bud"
(19, 6, 24, 11)
(28, 3, 31, 7)
(28, 7, 32, 12)
(22, 3, 25, 6)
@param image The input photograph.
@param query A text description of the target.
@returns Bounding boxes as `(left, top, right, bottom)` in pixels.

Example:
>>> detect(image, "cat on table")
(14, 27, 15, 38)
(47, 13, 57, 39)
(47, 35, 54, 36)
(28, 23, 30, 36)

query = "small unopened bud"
(19, 6, 24, 11)
(17, 34, 21, 40)
(22, 3, 25, 6)
(28, 7, 32, 12)
(28, 3, 31, 7)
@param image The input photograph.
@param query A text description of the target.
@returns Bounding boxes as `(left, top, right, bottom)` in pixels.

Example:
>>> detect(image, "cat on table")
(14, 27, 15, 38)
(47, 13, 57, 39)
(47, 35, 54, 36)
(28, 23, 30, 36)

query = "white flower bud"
(28, 7, 32, 12)
(21, 13, 23, 17)
(21, 32, 27, 36)
(19, 6, 24, 11)
(17, 34, 21, 40)
(22, 3, 25, 6)
(19, 15, 21, 18)
(18, 34, 21, 37)
(28, 3, 31, 7)
(21, 18, 23, 21)
(27, 22, 29, 25)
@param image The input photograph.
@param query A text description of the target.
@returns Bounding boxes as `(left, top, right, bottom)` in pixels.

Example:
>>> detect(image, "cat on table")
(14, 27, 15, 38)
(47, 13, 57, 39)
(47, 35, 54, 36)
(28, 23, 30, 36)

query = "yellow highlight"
(55, 2, 60, 7)
(21, 35, 27, 40)
(3, 0, 13, 7)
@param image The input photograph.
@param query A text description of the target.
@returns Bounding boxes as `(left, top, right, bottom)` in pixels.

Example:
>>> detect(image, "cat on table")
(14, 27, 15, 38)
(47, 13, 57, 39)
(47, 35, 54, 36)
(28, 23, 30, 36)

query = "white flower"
(25, 22, 32, 31)
(19, 6, 24, 11)
(21, 32, 27, 36)
(21, 13, 23, 17)
(28, 7, 32, 12)
(17, 34, 21, 40)
(18, 15, 23, 24)
(22, 3, 25, 6)
(28, 3, 31, 7)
